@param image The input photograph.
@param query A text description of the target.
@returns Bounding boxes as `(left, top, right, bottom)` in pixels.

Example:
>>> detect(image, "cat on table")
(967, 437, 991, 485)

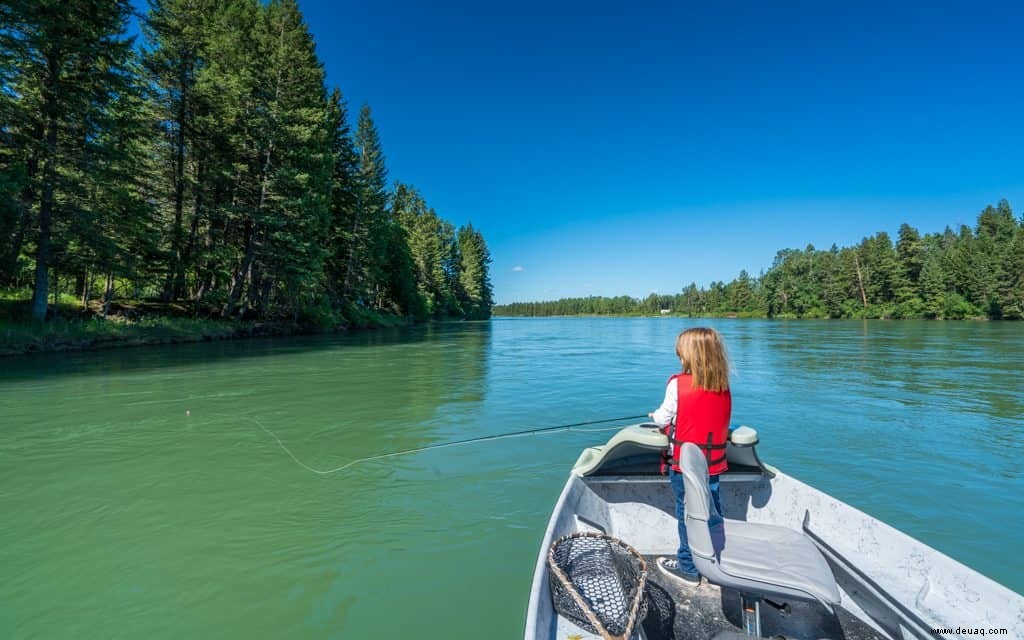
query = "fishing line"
(225, 413, 649, 476)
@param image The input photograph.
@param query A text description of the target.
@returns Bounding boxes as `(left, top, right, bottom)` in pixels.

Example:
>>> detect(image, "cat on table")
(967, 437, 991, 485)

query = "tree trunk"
(163, 59, 191, 301)
(225, 136, 272, 320)
(101, 273, 114, 318)
(224, 219, 256, 317)
(52, 271, 59, 309)
(341, 194, 362, 303)
(246, 262, 263, 318)
(242, 29, 283, 318)
(854, 253, 868, 307)
(31, 108, 58, 321)
(77, 270, 87, 309)
(225, 34, 282, 320)
(257, 274, 273, 318)
(182, 161, 203, 299)
(5, 202, 30, 286)
(6, 118, 41, 286)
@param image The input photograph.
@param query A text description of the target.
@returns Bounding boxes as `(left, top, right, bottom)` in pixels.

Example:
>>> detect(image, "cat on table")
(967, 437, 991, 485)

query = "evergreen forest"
(495, 201, 1024, 320)
(0, 0, 494, 331)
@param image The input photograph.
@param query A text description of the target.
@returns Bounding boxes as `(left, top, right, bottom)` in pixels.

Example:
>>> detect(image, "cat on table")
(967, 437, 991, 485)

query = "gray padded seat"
(678, 443, 841, 610)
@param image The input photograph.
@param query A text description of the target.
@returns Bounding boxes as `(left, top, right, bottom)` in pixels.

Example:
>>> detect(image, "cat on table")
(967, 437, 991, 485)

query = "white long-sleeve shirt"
(650, 379, 678, 428)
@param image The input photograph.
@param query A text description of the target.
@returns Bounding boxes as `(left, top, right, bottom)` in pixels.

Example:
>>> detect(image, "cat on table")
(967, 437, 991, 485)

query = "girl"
(648, 327, 731, 586)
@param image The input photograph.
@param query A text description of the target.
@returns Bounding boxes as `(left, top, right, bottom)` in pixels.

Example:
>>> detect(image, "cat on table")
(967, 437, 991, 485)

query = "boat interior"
(637, 553, 885, 640)
(529, 424, 1012, 640)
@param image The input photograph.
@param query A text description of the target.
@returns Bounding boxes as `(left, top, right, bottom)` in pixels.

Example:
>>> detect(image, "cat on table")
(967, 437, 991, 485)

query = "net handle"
(546, 531, 649, 640)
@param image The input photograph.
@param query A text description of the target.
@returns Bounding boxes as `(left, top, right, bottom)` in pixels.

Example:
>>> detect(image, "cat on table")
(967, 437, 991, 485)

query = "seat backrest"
(679, 443, 719, 560)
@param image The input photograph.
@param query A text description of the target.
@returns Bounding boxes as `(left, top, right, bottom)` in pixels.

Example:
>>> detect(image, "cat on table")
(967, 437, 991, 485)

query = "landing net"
(547, 532, 648, 640)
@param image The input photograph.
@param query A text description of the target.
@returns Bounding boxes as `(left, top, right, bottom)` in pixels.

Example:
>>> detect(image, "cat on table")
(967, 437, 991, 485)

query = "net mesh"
(547, 532, 648, 639)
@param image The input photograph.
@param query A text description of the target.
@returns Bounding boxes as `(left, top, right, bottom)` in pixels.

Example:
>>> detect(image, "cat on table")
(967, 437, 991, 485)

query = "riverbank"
(0, 297, 409, 358)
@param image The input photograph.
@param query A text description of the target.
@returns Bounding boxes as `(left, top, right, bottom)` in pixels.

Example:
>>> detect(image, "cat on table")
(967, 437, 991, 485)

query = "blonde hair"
(675, 327, 730, 392)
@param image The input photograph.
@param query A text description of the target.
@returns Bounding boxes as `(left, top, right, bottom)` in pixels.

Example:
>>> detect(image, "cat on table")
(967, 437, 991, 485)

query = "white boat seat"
(678, 443, 841, 611)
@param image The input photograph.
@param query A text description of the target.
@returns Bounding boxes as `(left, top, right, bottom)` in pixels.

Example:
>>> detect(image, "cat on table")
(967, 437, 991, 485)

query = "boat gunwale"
(524, 472, 580, 639)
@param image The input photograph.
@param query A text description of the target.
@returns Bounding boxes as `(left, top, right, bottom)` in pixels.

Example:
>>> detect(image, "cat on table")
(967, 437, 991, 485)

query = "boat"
(524, 424, 1024, 639)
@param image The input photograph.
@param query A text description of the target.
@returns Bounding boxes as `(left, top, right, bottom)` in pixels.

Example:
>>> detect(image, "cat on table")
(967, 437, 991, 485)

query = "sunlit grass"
(0, 289, 410, 356)
(0, 314, 243, 356)
(0, 288, 261, 356)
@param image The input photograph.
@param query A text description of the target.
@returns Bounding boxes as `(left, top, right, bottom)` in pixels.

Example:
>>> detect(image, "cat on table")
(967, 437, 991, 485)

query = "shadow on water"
(0, 321, 494, 386)
(0, 320, 495, 490)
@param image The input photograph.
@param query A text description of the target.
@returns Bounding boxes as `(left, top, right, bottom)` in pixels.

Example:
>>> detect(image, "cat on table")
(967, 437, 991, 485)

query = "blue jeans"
(668, 468, 721, 576)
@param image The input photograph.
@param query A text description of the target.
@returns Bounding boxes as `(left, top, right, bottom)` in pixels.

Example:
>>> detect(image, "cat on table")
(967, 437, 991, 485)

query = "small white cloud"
(512, 265, 525, 272)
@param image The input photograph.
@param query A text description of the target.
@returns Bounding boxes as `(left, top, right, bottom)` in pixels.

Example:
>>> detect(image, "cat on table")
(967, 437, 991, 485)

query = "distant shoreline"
(491, 313, 993, 320)
(494, 200, 1023, 322)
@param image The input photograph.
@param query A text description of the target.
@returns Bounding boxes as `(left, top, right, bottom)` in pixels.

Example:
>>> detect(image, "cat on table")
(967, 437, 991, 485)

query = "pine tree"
(438, 218, 462, 316)
(859, 232, 900, 316)
(66, 58, 159, 312)
(342, 105, 389, 308)
(3, 0, 139, 320)
(183, 0, 259, 310)
(0, 3, 30, 284)
(919, 239, 945, 318)
(381, 215, 425, 318)
(455, 223, 493, 319)
(143, 0, 216, 300)
(728, 270, 756, 313)
(249, 0, 332, 318)
(1, 0, 493, 326)
(975, 199, 1018, 318)
(392, 184, 437, 315)
(762, 249, 796, 317)
(324, 87, 359, 307)
(682, 282, 700, 316)
(1001, 206, 1024, 319)
(819, 244, 846, 318)
(954, 225, 987, 313)
(894, 223, 923, 316)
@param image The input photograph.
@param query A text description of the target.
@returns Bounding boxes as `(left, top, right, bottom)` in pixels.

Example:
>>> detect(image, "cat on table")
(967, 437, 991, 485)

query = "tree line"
(495, 201, 1024, 320)
(0, 0, 493, 324)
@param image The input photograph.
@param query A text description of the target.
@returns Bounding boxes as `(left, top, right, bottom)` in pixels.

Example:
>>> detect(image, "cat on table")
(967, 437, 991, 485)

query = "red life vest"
(661, 373, 731, 475)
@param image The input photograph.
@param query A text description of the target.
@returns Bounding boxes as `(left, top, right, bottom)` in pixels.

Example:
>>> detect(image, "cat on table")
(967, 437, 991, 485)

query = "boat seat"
(678, 443, 841, 631)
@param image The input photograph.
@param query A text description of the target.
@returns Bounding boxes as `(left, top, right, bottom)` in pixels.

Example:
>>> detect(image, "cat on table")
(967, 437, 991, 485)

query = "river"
(1, 318, 1021, 638)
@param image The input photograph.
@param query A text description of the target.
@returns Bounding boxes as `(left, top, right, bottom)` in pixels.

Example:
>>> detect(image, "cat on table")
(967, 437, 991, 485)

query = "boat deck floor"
(640, 555, 889, 640)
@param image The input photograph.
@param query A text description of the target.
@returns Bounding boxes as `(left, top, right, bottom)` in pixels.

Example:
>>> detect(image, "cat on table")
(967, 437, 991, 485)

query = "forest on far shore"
(495, 200, 1024, 320)
(0, 0, 493, 329)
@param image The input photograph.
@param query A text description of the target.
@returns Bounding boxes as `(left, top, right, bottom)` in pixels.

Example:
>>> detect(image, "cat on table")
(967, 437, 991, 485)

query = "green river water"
(1, 318, 1021, 638)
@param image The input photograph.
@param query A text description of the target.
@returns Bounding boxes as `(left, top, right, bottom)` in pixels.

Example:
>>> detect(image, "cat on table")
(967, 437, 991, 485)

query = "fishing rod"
(237, 413, 650, 476)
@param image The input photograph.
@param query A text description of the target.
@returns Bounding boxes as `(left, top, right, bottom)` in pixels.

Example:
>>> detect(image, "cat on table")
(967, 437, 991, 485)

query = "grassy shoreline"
(0, 297, 410, 358)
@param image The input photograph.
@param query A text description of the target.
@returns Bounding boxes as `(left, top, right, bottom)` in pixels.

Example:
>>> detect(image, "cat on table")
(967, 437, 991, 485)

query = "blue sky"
(138, 1, 1024, 303)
